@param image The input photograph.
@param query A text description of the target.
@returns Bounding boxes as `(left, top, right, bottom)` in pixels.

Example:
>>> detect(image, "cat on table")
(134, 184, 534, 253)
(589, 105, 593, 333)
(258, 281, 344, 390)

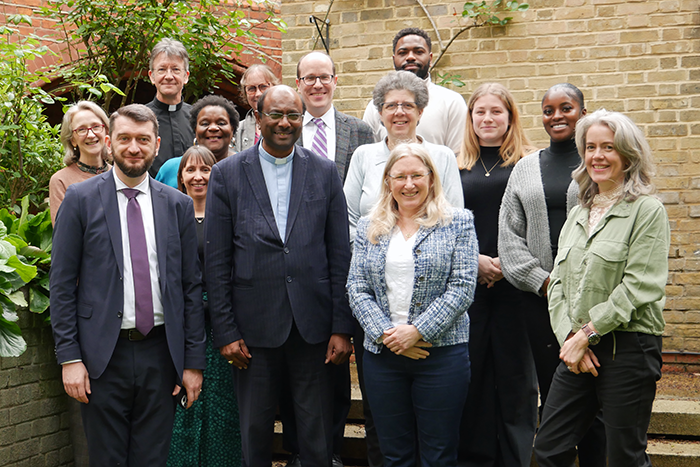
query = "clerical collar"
(152, 98, 183, 113)
(259, 142, 295, 165)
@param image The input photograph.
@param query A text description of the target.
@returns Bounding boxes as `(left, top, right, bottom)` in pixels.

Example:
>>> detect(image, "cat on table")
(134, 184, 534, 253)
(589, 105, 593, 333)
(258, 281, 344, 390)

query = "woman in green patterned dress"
(167, 143, 243, 466)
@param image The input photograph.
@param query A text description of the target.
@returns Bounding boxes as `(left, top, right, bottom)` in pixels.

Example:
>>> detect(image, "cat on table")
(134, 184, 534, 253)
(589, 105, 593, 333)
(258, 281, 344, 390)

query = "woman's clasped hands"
(383, 324, 432, 360)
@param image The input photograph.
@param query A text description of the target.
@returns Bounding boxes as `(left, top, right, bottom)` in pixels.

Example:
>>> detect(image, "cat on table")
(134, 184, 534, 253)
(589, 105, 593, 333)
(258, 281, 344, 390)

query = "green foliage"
(0, 15, 64, 210)
(431, 1, 529, 71)
(435, 72, 466, 88)
(43, 0, 286, 108)
(0, 197, 52, 357)
(463, 1, 530, 26)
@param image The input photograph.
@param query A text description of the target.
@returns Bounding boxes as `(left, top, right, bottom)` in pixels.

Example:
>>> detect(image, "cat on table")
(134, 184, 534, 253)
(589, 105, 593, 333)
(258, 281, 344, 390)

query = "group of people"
(48, 27, 669, 467)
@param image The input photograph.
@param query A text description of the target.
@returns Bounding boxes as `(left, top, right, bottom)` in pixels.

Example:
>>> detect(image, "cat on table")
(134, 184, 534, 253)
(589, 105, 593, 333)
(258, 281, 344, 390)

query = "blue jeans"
(363, 343, 471, 467)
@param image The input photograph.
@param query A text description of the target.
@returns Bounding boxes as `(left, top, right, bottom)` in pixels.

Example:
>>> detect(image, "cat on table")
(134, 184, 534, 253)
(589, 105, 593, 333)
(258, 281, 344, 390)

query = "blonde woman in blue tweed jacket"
(347, 143, 479, 467)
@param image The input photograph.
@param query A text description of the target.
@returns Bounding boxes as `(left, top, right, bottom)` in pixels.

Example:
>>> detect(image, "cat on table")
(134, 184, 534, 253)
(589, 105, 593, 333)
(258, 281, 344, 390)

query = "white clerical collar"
(259, 142, 295, 165)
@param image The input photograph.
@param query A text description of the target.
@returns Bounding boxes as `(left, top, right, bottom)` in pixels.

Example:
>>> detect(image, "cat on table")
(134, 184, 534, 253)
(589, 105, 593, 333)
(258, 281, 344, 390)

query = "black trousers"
(521, 292, 607, 467)
(535, 332, 662, 467)
(279, 359, 351, 456)
(81, 328, 177, 467)
(233, 324, 333, 467)
(458, 280, 538, 467)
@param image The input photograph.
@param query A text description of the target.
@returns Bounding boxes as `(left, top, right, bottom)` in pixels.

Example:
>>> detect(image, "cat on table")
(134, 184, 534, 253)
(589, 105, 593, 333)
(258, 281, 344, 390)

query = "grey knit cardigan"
(498, 150, 579, 296)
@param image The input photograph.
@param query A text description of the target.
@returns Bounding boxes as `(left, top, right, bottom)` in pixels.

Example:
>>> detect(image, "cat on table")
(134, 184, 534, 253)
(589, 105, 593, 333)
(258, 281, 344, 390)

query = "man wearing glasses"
(146, 38, 194, 177)
(295, 52, 374, 182)
(206, 85, 354, 467)
(363, 28, 467, 156)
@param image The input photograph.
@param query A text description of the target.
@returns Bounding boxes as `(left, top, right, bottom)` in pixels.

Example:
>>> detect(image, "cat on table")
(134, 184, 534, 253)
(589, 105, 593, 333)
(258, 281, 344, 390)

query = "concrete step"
(649, 398, 700, 437)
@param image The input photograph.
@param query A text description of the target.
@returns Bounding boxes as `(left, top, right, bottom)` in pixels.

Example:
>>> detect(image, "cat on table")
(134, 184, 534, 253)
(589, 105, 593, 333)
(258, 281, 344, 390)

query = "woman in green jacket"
(534, 109, 670, 467)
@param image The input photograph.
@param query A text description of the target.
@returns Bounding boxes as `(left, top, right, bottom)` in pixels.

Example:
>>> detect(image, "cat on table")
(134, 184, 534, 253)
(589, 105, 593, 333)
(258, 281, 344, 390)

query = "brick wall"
(281, 0, 700, 353)
(0, 313, 72, 467)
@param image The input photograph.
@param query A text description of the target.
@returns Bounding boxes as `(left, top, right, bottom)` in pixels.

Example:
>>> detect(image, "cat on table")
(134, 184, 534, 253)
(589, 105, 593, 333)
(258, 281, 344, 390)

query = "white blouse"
(385, 228, 417, 326)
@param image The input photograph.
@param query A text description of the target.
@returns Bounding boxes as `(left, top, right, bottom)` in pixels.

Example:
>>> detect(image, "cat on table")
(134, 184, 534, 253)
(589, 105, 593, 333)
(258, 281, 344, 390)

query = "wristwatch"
(581, 323, 601, 346)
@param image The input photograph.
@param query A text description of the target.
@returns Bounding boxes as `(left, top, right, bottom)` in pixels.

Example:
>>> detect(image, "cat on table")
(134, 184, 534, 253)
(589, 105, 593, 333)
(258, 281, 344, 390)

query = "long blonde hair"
(367, 143, 452, 243)
(458, 83, 534, 170)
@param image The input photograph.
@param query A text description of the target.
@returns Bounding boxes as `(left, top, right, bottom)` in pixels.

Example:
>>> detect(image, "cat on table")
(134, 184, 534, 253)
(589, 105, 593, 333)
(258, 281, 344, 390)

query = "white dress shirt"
(302, 106, 337, 162)
(113, 171, 164, 329)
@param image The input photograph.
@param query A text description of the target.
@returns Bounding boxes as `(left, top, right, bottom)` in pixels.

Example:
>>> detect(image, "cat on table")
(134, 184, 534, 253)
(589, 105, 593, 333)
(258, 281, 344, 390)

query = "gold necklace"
(479, 156, 500, 177)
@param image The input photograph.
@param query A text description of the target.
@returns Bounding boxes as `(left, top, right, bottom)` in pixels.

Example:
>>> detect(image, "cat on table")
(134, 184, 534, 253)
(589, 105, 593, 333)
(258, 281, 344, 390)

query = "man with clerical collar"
(362, 27, 468, 157)
(205, 85, 354, 467)
(146, 38, 195, 177)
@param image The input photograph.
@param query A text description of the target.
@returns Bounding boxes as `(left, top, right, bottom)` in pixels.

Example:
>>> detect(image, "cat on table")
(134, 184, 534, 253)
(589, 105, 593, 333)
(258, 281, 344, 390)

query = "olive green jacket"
(547, 195, 670, 346)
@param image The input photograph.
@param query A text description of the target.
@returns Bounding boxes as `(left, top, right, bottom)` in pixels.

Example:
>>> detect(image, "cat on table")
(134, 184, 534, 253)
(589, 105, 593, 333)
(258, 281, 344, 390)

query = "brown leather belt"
(118, 325, 165, 341)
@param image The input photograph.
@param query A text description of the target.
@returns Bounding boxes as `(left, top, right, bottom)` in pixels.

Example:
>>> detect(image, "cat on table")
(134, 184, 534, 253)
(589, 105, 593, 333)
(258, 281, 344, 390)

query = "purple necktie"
(311, 118, 328, 158)
(122, 188, 154, 336)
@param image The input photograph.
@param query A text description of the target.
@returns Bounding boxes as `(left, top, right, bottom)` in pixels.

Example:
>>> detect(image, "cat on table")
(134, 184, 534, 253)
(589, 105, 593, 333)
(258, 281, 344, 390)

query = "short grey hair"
(573, 109, 656, 207)
(60, 101, 110, 165)
(372, 71, 429, 113)
(150, 38, 189, 72)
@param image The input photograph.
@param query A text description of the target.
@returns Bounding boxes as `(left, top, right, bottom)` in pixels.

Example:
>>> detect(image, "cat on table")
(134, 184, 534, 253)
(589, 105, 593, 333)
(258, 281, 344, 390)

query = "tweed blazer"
(347, 208, 479, 354)
(498, 149, 579, 295)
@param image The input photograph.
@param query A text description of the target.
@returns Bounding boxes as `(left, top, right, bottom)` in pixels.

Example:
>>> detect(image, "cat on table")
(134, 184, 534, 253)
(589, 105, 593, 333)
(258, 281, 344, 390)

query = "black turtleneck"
(460, 146, 514, 257)
(539, 138, 580, 255)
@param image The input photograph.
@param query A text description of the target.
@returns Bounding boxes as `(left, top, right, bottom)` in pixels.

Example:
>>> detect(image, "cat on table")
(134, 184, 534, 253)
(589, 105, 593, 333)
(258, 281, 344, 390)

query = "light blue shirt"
(259, 143, 295, 241)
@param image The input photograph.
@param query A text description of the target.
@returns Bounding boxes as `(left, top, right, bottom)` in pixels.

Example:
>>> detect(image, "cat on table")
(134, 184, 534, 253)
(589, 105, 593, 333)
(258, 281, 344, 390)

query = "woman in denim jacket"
(347, 143, 479, 467)
(534, 110, 670, 467)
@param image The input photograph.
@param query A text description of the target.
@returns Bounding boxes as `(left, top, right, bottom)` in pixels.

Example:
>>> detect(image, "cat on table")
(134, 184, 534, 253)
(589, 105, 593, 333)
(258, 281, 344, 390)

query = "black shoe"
(287, 453, 302, 467)
(332, 454, 344, 467)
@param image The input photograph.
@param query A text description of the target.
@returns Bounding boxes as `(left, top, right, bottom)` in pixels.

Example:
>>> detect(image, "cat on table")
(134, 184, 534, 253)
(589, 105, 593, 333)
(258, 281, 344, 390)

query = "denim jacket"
(548, 195, 670, 346)
(347, 208, 479, 354)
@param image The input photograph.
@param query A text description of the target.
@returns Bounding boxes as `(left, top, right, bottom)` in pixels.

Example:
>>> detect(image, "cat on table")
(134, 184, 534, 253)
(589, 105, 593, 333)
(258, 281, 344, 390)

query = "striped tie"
(311, 118, 328, 158)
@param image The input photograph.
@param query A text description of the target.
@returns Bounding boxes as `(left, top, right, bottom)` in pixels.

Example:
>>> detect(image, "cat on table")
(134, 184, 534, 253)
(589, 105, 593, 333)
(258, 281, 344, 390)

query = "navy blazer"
(298, 110, 374, 182)
(50, 172, 206, 381)
(205, 143, 354, 349)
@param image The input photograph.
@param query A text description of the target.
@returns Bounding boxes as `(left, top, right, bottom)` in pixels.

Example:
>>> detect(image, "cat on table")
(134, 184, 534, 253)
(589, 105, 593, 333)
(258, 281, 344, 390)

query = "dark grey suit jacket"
(205, 143, 354, 349)
(50, 172, 206, 381)
(298, 110, 374, 182)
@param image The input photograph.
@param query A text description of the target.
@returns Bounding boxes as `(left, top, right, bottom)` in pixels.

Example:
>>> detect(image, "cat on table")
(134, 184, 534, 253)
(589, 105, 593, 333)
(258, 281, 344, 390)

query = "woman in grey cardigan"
(499, 84, 606, 466)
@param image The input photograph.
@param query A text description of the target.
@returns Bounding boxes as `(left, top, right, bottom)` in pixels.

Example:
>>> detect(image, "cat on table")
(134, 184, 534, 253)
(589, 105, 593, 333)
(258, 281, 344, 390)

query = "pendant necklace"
(479, 156, 500, 177)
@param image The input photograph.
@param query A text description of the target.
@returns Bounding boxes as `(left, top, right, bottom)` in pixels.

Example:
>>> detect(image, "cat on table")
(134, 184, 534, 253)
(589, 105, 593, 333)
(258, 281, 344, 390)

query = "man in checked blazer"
(205, 85, 355, 467)
(295, 51, 374, 182)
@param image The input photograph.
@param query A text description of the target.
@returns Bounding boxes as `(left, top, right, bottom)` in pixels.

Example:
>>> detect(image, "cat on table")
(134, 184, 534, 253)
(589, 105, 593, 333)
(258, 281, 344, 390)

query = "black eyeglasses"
(262, 112, 303, 122)
(299, 74, 334, 85)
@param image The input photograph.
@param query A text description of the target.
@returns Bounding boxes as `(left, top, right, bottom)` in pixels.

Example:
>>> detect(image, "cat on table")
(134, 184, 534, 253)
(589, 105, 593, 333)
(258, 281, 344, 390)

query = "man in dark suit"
(296, 51, 374, 182)
(50, 104, 206, 466)
(205, 85, 354, 467)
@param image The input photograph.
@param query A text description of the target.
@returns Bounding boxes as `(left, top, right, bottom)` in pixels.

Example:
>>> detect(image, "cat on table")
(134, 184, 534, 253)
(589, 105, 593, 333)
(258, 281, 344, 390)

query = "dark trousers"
(521, 292, 607, 466)
(355, 325, 384, 467)
(458, 281, 538, 467)
(535, 332, 662, 467)
(279, 359, 351, 456)
(364, 344, 470, 467)
(233, 324, 333, 467)
(81, 328, 177, 467)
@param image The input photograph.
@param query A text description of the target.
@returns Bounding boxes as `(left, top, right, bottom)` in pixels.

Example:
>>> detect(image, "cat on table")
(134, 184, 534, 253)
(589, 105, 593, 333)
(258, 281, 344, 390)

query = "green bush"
(0, 15, 64, 212)
(0, 197, 52, 357)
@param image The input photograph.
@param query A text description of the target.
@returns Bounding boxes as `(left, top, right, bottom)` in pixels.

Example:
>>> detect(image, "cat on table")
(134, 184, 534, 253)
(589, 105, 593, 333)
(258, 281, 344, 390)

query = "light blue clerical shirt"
(258, 143, 294, 242)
